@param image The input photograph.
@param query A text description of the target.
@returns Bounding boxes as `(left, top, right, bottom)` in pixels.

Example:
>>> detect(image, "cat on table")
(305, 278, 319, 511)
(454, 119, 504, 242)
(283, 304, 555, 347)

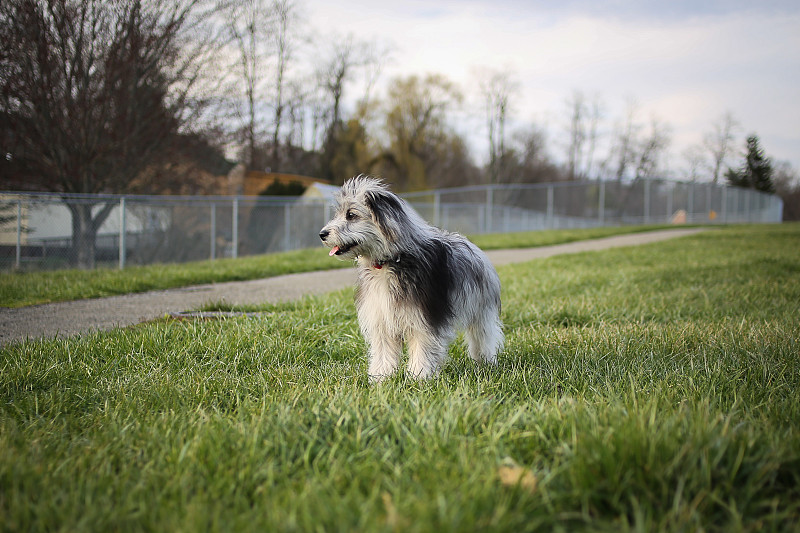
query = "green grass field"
(1, 224, 799, 531)
(0, 224, 679, 308)
(0, 247, 347, 309)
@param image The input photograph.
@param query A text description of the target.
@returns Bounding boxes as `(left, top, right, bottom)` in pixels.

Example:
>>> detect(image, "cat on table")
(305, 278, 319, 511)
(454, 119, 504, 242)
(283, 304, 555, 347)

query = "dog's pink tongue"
(329, 246, 339, 256)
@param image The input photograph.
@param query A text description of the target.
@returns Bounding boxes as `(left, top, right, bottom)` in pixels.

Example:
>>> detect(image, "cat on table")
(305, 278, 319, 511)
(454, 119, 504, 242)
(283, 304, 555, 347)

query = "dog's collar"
(371, 254, 401, 269)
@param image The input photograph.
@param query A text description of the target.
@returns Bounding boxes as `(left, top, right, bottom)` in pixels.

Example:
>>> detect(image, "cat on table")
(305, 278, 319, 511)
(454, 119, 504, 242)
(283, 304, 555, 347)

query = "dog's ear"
(364, 189, 405, 239)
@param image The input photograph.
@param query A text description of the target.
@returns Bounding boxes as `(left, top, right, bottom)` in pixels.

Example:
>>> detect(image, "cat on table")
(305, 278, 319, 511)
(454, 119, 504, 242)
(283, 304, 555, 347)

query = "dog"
(319, 175, 503, 382)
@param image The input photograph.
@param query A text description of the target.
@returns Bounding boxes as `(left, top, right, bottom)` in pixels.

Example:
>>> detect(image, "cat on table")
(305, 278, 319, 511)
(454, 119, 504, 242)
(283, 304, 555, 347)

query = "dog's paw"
(405, 363, 439, 380)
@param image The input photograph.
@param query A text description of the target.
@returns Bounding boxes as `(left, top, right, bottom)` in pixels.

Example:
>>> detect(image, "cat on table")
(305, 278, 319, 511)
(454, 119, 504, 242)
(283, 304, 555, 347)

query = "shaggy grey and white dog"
(319, 176, 503, 382)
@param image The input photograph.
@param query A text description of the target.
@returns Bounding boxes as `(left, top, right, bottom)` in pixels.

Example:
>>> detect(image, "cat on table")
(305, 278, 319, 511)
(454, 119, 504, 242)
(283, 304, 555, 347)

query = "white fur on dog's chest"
(356, 265, 421, 337)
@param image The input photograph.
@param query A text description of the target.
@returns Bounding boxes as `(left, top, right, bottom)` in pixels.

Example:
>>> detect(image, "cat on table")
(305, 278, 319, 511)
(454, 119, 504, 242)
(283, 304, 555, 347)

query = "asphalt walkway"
(0, 228, 706, 346)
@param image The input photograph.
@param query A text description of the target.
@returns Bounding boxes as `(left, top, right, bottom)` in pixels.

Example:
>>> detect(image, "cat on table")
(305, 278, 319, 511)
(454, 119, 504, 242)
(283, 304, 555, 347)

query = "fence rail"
(0, 179, 783, 271)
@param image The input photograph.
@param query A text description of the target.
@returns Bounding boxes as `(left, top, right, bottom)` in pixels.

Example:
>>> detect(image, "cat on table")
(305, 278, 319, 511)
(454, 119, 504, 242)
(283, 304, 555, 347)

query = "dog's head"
(319, 175, 414, 262)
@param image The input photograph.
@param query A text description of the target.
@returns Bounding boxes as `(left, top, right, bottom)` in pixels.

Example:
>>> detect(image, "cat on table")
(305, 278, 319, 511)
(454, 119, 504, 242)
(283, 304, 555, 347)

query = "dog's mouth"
(329, 242, 357, 256)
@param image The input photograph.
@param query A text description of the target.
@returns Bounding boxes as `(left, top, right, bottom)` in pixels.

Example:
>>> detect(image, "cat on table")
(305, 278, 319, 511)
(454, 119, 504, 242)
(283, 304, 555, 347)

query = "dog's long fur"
(319, 176, 503, 382)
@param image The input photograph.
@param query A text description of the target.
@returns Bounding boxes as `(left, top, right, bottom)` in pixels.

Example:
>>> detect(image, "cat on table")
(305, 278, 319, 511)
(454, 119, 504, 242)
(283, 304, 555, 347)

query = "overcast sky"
(304, 0, 800, 178)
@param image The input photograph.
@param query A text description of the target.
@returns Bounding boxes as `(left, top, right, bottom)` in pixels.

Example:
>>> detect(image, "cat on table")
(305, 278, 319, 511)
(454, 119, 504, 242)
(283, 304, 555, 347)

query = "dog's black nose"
(319, 230, 329, 241)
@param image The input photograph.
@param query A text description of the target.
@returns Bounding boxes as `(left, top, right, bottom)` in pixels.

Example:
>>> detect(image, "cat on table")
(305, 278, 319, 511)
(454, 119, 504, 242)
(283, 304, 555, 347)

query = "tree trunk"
(67, 201, 117, 270)
(69, 204, 95, 269)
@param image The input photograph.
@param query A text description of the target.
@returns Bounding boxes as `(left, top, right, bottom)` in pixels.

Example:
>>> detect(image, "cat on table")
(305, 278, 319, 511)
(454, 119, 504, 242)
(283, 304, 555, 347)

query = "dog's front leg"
(365, 328, 402, 384)
(406, 329, 450, 380)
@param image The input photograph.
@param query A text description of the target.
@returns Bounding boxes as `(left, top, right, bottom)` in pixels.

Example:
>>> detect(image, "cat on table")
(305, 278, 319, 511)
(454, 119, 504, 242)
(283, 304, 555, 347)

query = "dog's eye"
(345, 210, 357, 221)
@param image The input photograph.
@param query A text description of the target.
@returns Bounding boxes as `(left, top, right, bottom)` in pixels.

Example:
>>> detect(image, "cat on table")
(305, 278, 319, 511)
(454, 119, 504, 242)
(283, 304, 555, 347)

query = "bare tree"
(703, 111, 739, 184)
(284, 79, 308, 151)
(315, 34, 370, 131)
(269, 0, 300, 171)
(314, 33, 376, 181)
(476, 68, 519, 184)
(356, 42, 393, 121)
(564, 90, 587, 180)
(563, 91, 603, 180)
(681, 145, 706, 182)
(634, 116, 671, 179)
(583, 94, 604, 180)
(504, 124, 562, 184)
(308, 87, 330, 153)
(227, 0, 273, 170)
(0, 0, 215, 268)
(607, 98, 642, 181)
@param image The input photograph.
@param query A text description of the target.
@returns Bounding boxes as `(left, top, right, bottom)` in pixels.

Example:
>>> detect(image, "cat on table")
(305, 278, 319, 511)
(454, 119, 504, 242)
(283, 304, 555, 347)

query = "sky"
(303, 0, 800, 179)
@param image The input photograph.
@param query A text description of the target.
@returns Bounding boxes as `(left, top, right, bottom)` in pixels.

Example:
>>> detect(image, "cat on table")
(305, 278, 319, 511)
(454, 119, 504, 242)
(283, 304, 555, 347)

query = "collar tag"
(372, 255, 399, 269)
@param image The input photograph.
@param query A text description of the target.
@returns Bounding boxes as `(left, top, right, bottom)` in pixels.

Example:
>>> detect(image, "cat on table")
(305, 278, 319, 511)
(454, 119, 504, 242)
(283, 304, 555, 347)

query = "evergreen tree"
(726, 135, 775, 193)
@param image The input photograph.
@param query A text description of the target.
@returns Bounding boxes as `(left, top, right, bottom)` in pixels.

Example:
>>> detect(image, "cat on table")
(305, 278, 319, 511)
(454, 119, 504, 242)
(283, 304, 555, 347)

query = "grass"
(1, 224, 681, 308)
(0, 247, 347, 308)
(1, 224, 799, 531)
(467, 223, 684, 250)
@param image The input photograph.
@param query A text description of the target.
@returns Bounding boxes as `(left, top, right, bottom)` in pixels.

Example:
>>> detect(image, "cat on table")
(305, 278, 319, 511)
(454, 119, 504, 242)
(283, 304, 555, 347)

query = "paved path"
(0, 228, 705, 346)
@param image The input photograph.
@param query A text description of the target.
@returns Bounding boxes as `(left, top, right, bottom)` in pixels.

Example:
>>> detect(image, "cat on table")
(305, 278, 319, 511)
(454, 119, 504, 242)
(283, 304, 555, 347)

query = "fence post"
(15, 198, 22, 270)
(284, 203, 291, 251)
(546, 185, 554, 228)
(598, 181, 605, 225)
(433, 190, 441, 228)
(667, 184, 673, 222)
(644, 179, 650, 224)
(118, 197, 126, 269)
(688, 182, 694, 222)
(232, 197, 239, 259)
(745, 189, 751, 222)
(210, 202, 216, 260)
(721, 186, 727, 224)
(485, 186, 493, 233)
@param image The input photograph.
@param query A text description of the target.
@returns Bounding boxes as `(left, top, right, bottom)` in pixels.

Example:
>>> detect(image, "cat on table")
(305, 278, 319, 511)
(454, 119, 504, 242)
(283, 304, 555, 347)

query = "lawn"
(1, 224, 798, 531)
(0, 224, 681, 308)
(0, 247, 347, 308)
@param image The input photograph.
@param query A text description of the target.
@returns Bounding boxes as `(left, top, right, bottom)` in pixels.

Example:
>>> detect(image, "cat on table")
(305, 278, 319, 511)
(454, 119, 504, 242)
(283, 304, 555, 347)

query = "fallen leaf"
(382, 491, 398, 528)
(498, 465, 538, 492)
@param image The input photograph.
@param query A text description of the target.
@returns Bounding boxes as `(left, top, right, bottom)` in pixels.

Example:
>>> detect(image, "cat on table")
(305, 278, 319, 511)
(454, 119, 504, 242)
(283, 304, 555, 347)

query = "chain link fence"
(1, 179, 783, 271)
(404, 179, 782, 234)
